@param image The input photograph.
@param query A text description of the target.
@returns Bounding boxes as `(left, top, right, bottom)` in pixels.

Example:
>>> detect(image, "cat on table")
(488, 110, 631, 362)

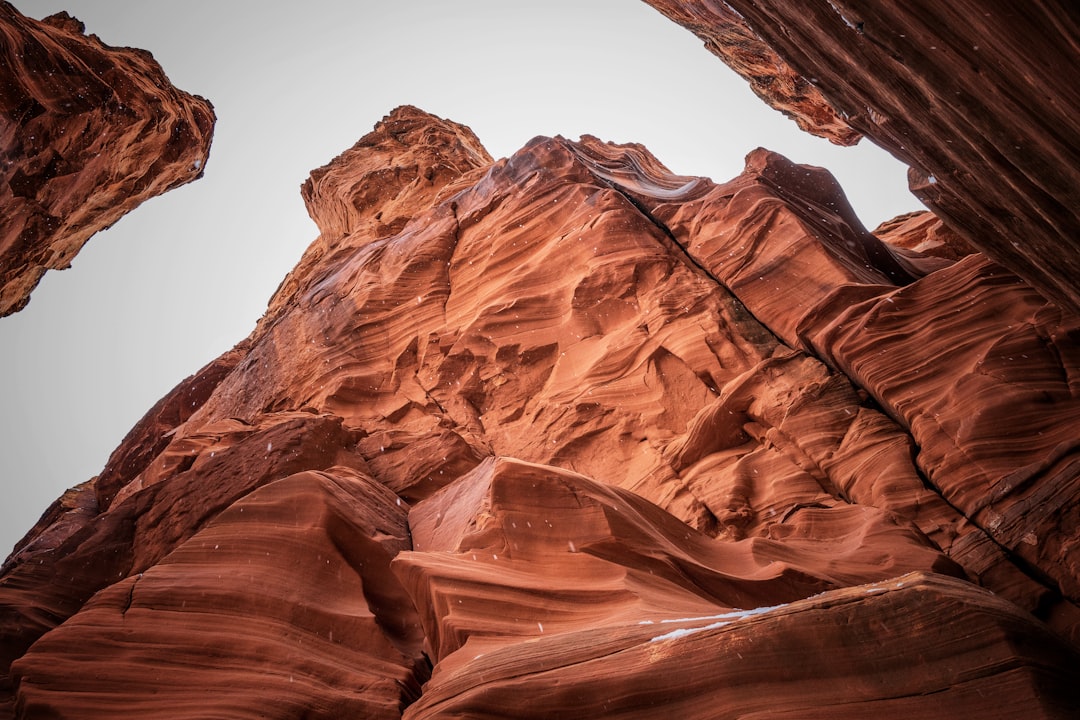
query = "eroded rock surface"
(644, 0, 1080, 315)
(12, 468, 425, 720)
(2, 107, 1078, 717)
(408, 572, 1078, 720)
(0, 2, 213, 316)
(640, 0, 860, 147)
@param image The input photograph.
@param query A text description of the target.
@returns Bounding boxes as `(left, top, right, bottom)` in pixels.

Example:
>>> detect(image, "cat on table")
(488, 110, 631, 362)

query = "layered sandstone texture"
(2, 105, 1078, 718)
(0, 2, 214, 316)
(643, 0, 1080, 316)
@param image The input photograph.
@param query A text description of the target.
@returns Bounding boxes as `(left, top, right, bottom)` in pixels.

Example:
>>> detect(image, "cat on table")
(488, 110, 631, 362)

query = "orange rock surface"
(0, 2, 213, 316)
(873, 210, 975, 262)
(408, 572, 1078, 719)
(644, 1, 1080, 317)
(2, 106, 1078, 717)
(13, 468, 425, 719)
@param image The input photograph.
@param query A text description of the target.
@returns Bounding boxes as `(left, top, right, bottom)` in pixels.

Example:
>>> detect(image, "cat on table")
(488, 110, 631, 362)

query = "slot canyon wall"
(1, 2, 1078, 719)
(643, 0, 1080, 314)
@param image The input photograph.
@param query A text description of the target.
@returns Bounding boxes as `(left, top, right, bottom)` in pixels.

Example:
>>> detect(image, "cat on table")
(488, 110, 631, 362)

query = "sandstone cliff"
(643, 0, 1080, 316)
(1, 104, 1077, 718)
(0, 2, 213, 316)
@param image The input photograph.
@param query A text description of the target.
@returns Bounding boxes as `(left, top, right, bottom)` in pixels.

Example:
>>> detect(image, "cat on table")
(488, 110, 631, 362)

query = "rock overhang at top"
(0, 2, 215, 316)
(642, 0, 1080, 315)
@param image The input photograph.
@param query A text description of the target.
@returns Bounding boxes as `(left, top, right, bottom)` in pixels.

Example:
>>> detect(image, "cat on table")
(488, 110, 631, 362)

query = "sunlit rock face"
(2, 106, 1079, 717)
(643, 0, 1080, 316)
(0, 2, 214, 316)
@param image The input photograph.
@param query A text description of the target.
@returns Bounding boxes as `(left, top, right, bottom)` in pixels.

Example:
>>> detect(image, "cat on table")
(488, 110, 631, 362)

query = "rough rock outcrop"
(3, 105, 1079, 717)
(0, 2, 214, 316)
(643, 0, 1080, 316)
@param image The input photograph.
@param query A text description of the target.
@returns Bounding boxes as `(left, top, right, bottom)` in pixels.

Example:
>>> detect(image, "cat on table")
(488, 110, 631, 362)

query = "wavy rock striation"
(0, 3, 214, 316)
(2, 107, 1078, 717)
(644, 0, 1080, 315)
(13, 468, 425, 720)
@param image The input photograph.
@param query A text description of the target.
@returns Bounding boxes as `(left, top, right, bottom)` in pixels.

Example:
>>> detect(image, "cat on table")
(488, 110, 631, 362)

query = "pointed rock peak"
(38, 11, 84, 34)
(742, 147, 851, 214)
(300, 105, 493, 242)
(737, 147, 916, 284)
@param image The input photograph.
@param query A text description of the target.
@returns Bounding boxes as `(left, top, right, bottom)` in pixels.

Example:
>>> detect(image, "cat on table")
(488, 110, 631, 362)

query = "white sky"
(0, 0, 922, 556)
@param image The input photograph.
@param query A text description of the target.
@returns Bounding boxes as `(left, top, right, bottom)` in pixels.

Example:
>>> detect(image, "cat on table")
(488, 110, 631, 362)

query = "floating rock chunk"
(0, 3, 214, 316)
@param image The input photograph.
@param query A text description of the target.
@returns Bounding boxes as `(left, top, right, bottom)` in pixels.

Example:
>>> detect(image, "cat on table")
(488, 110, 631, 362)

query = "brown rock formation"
(408, 572, 1078, 719)
(643, 1, 1080, 315)
(12, 468, 425, 719)
(873, 210, 976, 262)
(642, 0, 860, 147)
(2, 107, 1079, 717)
(0, 2, 214, 316)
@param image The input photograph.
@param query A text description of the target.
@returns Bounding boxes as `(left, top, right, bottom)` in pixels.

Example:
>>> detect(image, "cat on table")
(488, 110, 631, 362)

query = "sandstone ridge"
(1, 105, 1078, 718)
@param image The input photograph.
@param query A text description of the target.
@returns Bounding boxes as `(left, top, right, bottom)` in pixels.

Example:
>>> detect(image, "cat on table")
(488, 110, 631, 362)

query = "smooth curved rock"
(393, 457, 960, 660)
(806, 256, 1080, 601)
(0, 3, 214, 316)
(12, 468, 426, 719)
(643, 0, 1080, 315)
(3, 107, 1077, 717)
(406, 573, 1080, 719)
(0, 410, 367, 713)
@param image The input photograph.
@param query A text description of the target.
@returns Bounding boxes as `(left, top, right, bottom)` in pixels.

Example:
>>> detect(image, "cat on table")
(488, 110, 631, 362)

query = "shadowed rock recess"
(2, 103, 1078, 718)
(0, 2, 214, 316)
